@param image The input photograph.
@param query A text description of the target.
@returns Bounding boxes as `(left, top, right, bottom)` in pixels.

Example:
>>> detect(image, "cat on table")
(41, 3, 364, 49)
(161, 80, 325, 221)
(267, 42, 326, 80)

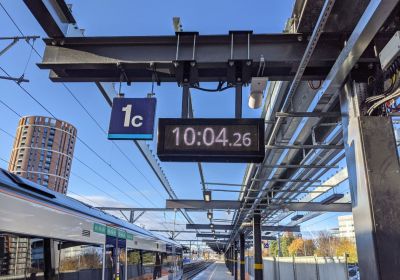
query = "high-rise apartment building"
(8, 116, 77, 194)
(338, 215, 356, 242)
(2, 117, 76, 277)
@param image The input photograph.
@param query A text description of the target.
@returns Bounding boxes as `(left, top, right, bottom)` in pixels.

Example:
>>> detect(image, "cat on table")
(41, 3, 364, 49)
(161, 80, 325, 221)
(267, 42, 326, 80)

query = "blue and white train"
(0, 168, 183, 280)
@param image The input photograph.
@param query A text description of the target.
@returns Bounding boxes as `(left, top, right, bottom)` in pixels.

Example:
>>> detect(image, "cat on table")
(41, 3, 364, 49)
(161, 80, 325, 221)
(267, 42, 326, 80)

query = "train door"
(105, 236, 126, 280)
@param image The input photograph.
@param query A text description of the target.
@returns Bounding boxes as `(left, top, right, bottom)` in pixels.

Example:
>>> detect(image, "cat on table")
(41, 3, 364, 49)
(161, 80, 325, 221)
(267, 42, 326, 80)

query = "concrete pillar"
(340, 82, 400, 280)
(253, 211, 263, 280)
(234, 241, 238, 280)
(240, 233, 245, 280)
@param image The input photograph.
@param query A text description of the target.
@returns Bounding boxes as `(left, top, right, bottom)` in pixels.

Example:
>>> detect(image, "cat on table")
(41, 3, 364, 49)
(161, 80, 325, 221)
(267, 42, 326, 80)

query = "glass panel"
(0, 233, 44, 280)
(58, 243, 103, 280)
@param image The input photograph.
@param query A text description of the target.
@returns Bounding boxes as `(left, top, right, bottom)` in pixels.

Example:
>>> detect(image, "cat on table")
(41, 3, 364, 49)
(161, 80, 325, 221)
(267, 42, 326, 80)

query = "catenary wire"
(0, 4, 171, 208)
(0, 3, 189, 226)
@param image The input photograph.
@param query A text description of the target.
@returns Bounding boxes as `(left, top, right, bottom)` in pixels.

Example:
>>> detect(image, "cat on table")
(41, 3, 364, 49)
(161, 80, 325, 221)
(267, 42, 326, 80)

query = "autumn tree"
(315, 231, 338, 257)
(303, 239, 316, 256)
(336, 238, 358, 263)
(288, 238, 304, 256)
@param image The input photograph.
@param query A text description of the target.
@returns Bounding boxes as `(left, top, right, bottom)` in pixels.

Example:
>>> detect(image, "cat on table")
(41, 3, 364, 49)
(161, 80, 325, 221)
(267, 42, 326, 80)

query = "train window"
(58, 242, 103, 280)
(0, 233, 44, 279)
(142, 251, 156, 278)
(127, 249, 143, 279)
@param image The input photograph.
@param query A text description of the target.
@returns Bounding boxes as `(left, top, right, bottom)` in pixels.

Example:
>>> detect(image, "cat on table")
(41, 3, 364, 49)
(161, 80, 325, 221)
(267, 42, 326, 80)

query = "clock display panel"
(157, 118, 265, 162)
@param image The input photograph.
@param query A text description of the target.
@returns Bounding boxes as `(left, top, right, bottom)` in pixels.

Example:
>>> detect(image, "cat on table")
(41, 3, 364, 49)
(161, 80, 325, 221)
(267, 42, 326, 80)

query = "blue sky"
(0, 0, 348, 240)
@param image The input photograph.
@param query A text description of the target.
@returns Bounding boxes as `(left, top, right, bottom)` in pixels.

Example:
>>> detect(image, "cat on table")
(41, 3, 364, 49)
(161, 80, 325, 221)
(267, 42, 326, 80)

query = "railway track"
(182, 261, 215, 280)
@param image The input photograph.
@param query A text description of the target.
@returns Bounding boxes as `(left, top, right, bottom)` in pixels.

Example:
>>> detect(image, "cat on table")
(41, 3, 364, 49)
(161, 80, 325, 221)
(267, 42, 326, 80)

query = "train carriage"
(0, 169, 183, 280)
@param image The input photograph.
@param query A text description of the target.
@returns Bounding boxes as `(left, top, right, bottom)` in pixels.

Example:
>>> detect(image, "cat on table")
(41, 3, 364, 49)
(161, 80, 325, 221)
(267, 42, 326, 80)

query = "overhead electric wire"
(0, 3, 186, 227)
(0, 120, 141, 205)
(0, 98, 22, 118)
(0, 124, 171, 227)
(0, 3, 170, 208)
(0, 65, 160, 209)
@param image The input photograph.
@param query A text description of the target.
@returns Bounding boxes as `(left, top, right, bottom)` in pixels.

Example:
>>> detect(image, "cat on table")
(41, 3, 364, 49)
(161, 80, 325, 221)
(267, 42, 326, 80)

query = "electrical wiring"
(191, 82, 233, 92)
(368, 87, 400, 115)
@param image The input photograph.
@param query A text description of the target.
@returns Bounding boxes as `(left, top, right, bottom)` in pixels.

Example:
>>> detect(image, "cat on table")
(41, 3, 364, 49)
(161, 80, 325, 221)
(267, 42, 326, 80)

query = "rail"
(182, 261, 214, 280)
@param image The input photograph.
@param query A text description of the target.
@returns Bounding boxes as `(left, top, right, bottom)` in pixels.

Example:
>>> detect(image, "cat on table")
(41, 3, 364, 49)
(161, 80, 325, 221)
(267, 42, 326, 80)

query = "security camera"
(248, 77, 268, 109)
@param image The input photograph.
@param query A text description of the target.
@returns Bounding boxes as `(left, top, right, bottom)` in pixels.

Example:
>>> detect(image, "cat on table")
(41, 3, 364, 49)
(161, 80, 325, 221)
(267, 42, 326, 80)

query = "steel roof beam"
(167, 199, 350, 212)
(275, 112, 341, 118)
(23, 0, 76, 38)
(265, 144, 344, 150)
(187, 224, 300, 232)
(36, 32, 378, 83)
(258, 164, 338, 169)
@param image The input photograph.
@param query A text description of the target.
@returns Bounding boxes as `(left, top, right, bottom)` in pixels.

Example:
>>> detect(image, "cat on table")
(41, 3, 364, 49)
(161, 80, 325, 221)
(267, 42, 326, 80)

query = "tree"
(269, 240, 278, 257)
(315, 231, 337, 257)
(288, 238, 304, 256)
(336, 238, 358, 263)
(303, 239, 316, 256)
(280, 233, 295, 257)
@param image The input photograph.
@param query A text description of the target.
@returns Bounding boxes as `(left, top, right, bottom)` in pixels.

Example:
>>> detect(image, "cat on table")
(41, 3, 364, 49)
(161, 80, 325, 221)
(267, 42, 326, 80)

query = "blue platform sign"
(108, 97, 156, 140)
(264, 242, 269, 249)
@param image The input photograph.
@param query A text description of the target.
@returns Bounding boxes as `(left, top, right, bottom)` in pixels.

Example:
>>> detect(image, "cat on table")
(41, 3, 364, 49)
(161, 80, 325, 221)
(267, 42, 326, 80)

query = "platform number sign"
(108, 98, 156, 140)
(264, 242, 269, 249)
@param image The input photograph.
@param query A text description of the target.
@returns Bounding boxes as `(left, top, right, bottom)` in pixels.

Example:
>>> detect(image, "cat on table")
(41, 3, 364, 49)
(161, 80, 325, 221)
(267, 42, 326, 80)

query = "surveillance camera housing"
(249, 77, 268, 109)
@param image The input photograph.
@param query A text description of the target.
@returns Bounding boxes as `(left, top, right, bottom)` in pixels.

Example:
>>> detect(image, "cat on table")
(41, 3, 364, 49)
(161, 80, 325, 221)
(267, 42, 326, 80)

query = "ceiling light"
(203, 190, 212, 202)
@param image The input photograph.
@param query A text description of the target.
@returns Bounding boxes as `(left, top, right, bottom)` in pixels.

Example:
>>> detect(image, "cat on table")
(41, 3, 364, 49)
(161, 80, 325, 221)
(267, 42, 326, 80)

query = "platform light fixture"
(248, 77, 268, 109)
(291, 214, 304, 221)
(207, 210, 213, 220)
(203, 190, 212, 202)
(210, 223, 214, 229)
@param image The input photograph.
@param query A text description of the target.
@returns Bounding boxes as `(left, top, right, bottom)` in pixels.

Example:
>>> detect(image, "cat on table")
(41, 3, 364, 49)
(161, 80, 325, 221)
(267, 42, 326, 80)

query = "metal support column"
(340, 82, 400, 280)
(235, 83, 242, 118)
(253, 211, 263, 280)
(43, 239, 56, 280)
(234, 241, 238, 280)
(230, 246, 234, 275)
(182, 84, 190, 118)
(240, 233, 245, 280)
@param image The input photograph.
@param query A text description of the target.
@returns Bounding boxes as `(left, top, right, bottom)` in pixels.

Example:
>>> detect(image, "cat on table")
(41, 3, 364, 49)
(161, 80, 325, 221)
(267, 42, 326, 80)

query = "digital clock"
(157, 118, 265, 162)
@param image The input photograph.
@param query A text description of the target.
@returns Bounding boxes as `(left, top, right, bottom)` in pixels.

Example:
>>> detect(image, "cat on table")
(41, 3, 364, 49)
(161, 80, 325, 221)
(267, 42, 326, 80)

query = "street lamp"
(203, 190, 212, 202)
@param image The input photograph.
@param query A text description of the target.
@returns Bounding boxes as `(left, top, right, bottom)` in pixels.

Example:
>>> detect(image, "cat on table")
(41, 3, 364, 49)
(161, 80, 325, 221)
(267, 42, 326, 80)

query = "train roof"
(0, 168, 181, 247)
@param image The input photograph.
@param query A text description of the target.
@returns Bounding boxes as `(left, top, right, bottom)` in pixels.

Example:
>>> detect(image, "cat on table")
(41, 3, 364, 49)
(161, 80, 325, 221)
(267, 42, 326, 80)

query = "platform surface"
(192, 261, 234, 280)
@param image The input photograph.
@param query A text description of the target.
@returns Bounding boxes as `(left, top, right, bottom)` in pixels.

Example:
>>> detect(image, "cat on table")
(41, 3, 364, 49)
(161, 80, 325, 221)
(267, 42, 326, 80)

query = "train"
(0, 168, 183, 280)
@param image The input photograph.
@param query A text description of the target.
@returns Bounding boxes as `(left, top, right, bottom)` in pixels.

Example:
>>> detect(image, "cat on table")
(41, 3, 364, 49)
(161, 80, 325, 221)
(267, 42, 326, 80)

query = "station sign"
(108, 98, 156, 140)
(157, 118, 265, 163)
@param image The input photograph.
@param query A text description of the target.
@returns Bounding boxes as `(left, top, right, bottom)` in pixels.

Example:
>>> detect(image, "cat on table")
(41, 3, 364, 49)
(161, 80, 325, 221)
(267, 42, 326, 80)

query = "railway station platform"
(193, 261, 234, 280)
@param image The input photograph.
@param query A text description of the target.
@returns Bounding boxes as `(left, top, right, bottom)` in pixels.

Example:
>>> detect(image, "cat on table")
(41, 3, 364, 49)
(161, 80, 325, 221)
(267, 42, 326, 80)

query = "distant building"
(329, 227, 340, 238)
(338, 215, 356, 242)
(8, 116, 77, 194)
(2, 117, 76, 277)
